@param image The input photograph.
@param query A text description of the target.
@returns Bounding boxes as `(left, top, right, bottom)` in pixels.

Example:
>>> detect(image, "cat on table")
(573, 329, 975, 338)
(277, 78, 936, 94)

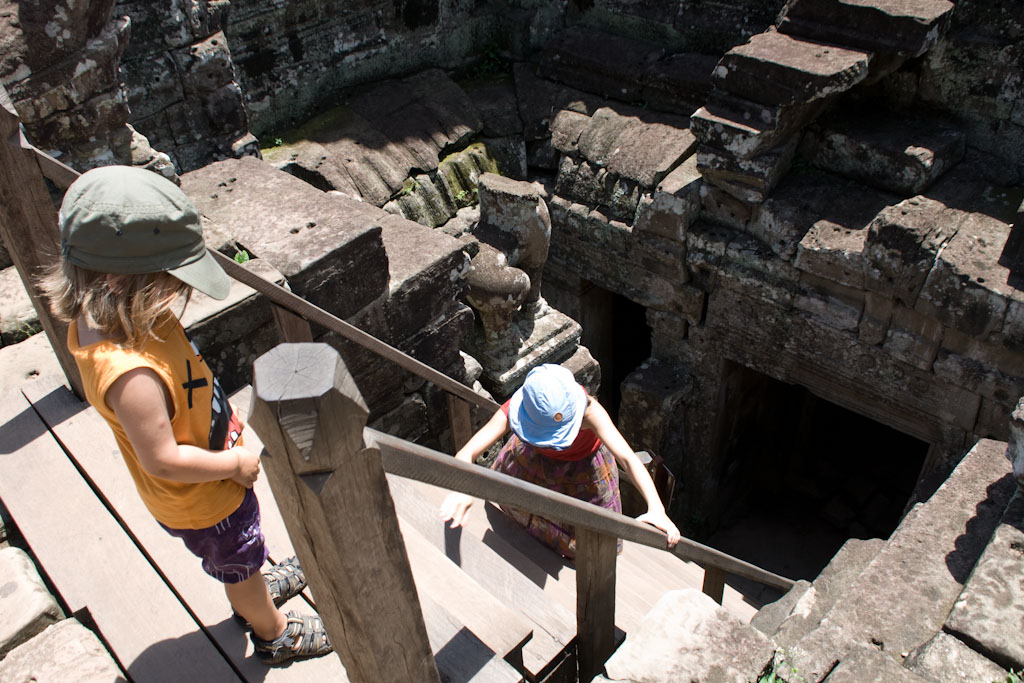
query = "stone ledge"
(0, 618, 124, 682)
(0, 546, 62, 657)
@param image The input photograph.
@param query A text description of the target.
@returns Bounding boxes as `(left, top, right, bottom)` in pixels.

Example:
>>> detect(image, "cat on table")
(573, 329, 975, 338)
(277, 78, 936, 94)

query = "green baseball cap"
(59, 165, 231, 300)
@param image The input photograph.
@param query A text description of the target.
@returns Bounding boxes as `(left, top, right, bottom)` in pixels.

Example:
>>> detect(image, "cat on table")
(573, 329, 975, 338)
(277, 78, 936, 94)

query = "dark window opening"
(706, 361, 928, 596)
(576, 281, 651, 421)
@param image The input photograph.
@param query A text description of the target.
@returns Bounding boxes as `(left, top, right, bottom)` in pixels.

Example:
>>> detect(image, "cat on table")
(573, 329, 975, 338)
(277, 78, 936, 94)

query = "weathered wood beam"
(575, 528, 618, 681)
(0, 84, 83, 397)
(250, 342, 440, 683)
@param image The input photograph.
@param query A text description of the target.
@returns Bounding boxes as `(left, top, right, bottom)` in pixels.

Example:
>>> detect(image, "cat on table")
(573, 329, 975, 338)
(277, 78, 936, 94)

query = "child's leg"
(225, 574, 287, 642)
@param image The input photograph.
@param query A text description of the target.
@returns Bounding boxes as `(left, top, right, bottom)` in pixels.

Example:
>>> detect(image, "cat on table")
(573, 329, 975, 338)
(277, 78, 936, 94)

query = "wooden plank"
(387, 475, 577, 678)
(0, 85, 82, 397)
(575, 528, 617, 682)
(419, 590, 523, 683)
(22, 377, 348, 682)
(0, 388, 239, 682)
(399, 516, 534, 663)
(403, 522, 526, 683)
(249, 343, 440, 683)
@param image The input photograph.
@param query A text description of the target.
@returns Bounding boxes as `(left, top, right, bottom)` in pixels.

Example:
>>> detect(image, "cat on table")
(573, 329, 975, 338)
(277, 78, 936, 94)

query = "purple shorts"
(160, 488, 269, 584)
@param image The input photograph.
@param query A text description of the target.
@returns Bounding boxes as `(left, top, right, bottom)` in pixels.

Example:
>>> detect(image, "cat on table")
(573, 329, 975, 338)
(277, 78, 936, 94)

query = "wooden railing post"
(575, 527, 618, 681)
(446, 393, 473, 450)
(270, 303, 314, 342)
(249, 342, 440, 683)
(702, 566, 726, 604)
(0, 84, 83, 398)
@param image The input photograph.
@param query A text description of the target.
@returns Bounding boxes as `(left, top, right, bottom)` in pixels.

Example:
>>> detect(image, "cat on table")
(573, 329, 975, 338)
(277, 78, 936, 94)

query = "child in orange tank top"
(42, 165, 332, 665)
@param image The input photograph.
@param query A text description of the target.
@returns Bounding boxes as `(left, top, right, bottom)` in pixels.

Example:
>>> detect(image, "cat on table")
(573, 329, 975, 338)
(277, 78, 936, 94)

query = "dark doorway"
(575, 281, 651, 421)
(706, 361, 929, 591)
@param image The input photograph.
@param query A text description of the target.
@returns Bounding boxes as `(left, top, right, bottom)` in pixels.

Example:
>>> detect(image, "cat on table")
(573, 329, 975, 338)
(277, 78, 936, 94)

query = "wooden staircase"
(0, 375, 760, 683)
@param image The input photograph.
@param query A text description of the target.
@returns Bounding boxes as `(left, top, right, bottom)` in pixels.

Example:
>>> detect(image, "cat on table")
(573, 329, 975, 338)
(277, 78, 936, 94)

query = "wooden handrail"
(368, 428, 795, 592)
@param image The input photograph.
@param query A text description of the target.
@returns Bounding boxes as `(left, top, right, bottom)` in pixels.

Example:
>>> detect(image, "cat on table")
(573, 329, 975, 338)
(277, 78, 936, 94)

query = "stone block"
(767, 538, 885, 648)
(0, 618, 123, 683)
(932, 345, 1024, 410)
(976, 396, 1012, 441)
(577, 107, 697, 189)
(634, 155, 702, 242)
(1009, 400, 1024, 489)
(750, 579, 811, 638)
(788, 439, 1015, 681)
(618, 359, 693, 473)
(711, 32, 869, 107)
(863, 196, 964, 306)
(778, 0, 954, 58)
(634, 233, 689, 284)
(0, 266, 39, 347)
(641, 52, 719, 117)
(754, 170, 892, 269)
(858, 292, 894, 346)
(883, 305, 944, 370)
(181, 157, 389, 319)
(549, 109, 590, 155)
(461, 77, 524, 137)
(801, 107, 966, 196)
(697, 136, 799, 204)
(537, 27, 664, 102)
(822, 643, 930, 682)
(0, 547, 62, 657)
(916, 211, 1013, 338)
(602, 589, 776, 683)
(691, 90, 828, 159)
(794, 273, 865, 332)
(513, 62, 606, 142)
(945, 491, 1024, 671)
(905, 631, 1010, 683)
(699, 183, 755, 232)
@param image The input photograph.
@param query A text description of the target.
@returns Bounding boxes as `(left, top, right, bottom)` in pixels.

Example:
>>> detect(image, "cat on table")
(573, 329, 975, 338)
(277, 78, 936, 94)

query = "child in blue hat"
(41, 166, 332, 665)
(441, 363, 681, 558)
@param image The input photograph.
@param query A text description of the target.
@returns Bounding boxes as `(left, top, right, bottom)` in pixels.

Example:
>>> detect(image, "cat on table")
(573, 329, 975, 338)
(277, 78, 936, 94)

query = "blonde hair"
(40, 260, 191, 349)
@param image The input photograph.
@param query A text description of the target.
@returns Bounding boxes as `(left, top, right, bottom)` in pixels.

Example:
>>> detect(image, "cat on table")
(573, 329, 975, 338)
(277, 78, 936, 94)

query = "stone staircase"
(691, 0, 956, 207)
(594, 437, 1023, 682)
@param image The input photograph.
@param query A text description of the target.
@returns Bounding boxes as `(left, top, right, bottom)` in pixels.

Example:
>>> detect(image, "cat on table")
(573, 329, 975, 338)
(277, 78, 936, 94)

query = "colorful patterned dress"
(490, 400, 622, 559)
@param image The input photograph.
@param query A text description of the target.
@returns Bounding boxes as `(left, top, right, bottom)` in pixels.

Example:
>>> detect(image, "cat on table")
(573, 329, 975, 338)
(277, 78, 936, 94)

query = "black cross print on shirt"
(181, 359, 208, 409)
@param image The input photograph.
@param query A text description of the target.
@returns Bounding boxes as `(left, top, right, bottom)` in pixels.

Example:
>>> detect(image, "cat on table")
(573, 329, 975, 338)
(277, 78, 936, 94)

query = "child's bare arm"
(107, 367, 258, 487)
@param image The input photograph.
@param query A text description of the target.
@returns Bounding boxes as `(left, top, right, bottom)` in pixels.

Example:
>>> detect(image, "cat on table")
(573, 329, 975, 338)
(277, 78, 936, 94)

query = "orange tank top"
(69, 312, 245, 529)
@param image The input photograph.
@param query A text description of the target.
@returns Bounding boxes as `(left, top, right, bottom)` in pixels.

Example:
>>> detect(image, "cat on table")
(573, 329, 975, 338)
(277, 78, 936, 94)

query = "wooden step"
(398, 517, 534, 670)
(385, 475, 577, 679)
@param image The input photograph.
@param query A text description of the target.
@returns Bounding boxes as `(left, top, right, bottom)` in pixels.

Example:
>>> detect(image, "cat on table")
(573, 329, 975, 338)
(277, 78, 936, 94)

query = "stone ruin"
(2, 0, 1024, 630)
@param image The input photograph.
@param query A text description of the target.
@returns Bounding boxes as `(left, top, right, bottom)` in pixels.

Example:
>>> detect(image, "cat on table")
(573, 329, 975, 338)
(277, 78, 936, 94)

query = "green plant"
(397, 178, 419, 197)
(472, 42, 505, 79)
(234, 250, 250, 264)
(996, 670, 1023, 683)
